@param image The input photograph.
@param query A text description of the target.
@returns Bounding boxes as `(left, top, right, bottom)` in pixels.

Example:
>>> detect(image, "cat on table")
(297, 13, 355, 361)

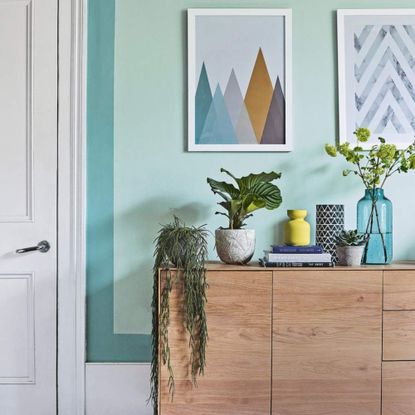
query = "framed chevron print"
(188, 9, 292, 152)
(338, 9, 415, 149)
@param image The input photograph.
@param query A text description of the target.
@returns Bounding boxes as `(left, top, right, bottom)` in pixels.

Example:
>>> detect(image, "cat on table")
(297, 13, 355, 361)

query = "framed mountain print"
(338, 9, 415, 149)
(188, 9, 292, 152)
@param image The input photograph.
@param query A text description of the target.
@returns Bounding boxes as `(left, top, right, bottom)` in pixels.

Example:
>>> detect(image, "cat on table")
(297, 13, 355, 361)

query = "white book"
(264, 251, 332, 263)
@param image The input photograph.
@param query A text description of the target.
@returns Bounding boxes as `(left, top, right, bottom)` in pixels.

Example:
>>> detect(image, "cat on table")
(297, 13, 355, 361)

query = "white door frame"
(58, 0, 87, 414)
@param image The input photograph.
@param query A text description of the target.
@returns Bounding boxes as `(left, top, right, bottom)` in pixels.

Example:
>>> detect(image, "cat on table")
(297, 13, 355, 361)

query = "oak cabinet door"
(384, 271, 415, 310)
(273, 271, 382, 415)
(383, 362, 415, 415)
(383, 311, 415, 360)
(160, 270, 272, 415)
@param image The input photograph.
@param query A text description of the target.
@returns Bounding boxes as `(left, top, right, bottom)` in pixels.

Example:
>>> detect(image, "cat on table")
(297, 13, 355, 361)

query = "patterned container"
(316, 205, 345, 263)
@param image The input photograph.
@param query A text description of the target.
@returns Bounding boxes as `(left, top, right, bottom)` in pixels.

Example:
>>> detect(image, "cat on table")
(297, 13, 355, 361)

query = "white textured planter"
(215, 229, 255, 265)
(336, 245, 365, 266)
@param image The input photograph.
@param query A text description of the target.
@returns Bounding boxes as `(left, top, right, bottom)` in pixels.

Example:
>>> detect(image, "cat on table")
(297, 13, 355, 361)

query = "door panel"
(0, 0, 33, 220)
(0, 0, 57, 413)
(383, 361, 415, 415)
(159, 270, 272, 415)
(383, 311, 415, 360)
(273, 270, 382, 415)
(0, 274, 34, 383)
(384, 271, 415, 310)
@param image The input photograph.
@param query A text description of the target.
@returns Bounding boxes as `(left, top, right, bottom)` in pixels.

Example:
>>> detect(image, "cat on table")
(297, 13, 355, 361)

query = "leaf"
(219, 168, 238, 182)
(245, 182, 282, 210)
(207, 178, 239, 199)
(378, 137, 386, 143)
(218, 201, 231, 210)
(236, 171, 282, 191)
(245, 196, 266, 213)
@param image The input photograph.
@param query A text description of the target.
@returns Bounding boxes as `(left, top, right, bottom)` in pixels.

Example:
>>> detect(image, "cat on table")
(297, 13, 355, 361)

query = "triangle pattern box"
(316, 205, 345, 263)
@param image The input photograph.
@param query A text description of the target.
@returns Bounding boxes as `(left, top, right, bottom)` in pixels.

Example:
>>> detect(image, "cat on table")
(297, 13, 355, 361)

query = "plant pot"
(215, 229, 255, 265)
(336, 245, 365, 266)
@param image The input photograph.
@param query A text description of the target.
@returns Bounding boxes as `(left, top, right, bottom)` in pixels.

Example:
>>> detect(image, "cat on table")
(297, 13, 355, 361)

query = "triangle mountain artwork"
(261, 77, 286, 144)
(224, 69, 244, 130)
(194, 50, 286, 146)
(244, 48, 274, 143)
(195, 63, 212, 144)
(198, 85, 238, 145)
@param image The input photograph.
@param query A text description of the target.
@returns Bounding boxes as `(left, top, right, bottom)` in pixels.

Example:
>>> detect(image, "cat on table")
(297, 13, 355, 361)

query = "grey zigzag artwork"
(353, 24, 415, 136)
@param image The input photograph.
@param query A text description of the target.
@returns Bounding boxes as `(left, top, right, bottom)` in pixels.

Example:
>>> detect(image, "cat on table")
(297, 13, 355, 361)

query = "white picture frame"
(338, 9, 415, 149)
(188, 9, 292, 152)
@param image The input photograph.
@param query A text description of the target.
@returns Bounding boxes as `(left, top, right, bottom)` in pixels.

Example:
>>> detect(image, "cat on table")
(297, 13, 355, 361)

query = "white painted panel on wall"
(86, 363, 152, 415)
(0, 274, 34, 383)
(0, 1, 33, 221)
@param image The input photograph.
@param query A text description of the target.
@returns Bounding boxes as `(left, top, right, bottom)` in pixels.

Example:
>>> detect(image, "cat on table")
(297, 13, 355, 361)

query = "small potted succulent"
(207, 168, 282, 264)
(335, 230, 369, 266)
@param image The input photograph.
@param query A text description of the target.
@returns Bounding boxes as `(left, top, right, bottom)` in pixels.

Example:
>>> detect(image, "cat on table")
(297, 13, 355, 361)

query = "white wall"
(86, 363, 152, 415)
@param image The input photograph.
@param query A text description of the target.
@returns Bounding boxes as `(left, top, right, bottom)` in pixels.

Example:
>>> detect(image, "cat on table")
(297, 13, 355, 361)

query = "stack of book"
(261, 245, 333, 267)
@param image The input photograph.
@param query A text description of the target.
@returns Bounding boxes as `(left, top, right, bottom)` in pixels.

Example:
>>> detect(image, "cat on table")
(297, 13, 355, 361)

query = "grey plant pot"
(336, 245, 365, 266)
(215, 229, 255, 265)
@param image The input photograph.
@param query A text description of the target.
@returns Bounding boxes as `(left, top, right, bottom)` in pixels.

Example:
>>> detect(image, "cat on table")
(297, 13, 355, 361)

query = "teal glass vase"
(357, 188, 393, 264)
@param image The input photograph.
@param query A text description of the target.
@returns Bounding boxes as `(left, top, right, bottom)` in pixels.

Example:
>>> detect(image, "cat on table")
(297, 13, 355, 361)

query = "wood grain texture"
(159, 270, 272, 415)
(383, 311, 415, 360)
(384, 271, 415, 310)
(273, 270, 382, 415)
(382, 361, 415, 415)
(182, 261, 415, 272)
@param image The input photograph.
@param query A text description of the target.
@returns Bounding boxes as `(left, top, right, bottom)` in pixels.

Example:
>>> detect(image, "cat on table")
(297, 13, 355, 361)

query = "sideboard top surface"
(202, 261, 415, 272)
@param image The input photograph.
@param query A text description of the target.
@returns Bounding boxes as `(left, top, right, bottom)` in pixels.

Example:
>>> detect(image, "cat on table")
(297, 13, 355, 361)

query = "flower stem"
(364, 191, 388, 264)
(373, 202, 388, 263)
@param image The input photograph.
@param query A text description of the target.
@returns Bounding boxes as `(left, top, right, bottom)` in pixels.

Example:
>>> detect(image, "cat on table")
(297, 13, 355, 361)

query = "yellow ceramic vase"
(284, 209, 311, 246)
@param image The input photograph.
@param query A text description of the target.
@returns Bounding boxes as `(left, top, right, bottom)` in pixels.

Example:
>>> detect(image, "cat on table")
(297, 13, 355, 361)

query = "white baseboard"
(86, 363, 152, 415)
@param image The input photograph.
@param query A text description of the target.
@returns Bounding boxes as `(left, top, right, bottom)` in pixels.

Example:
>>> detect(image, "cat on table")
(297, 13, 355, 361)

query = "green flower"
(339, 142, 351, 157)
(378, 144, 397, 163)
(355, 128, 371, 142)
(325, 144, 337, 157)
(409, 154, 415, 170)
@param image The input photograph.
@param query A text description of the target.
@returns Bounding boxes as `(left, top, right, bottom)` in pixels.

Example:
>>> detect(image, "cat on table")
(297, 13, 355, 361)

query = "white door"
(0, 0, 57, 414)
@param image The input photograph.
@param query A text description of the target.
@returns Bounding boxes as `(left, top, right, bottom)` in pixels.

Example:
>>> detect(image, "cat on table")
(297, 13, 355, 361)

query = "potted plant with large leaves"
(150, 216, 208, 414)
(207, 168, 282, 264)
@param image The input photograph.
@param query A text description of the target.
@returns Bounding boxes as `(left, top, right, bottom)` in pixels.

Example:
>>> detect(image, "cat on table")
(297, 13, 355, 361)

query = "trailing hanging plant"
(150, 216, 209, 414)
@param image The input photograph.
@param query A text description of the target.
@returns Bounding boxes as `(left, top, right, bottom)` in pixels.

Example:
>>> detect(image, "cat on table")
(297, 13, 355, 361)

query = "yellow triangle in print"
(244, 48, 274, 143)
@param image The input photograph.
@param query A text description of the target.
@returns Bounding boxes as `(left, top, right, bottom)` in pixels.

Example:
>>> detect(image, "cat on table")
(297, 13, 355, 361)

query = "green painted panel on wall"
(87, 0, 150, 362)
(87, 0, 415, 362)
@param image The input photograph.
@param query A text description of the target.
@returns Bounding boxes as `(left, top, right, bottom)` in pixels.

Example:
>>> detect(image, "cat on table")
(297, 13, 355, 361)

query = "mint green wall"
(87, 0, 415, 362)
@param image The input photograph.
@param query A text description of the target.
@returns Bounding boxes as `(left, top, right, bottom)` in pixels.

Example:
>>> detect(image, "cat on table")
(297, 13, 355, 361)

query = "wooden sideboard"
(158, 262, 415, 415)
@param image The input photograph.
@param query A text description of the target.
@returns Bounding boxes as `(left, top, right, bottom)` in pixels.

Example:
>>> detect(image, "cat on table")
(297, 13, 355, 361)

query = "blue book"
(271, 245, 323, 254)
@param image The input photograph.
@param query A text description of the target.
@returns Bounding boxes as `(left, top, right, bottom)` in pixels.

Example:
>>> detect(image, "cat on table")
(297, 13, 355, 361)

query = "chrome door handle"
(16, 240, 50, 254)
